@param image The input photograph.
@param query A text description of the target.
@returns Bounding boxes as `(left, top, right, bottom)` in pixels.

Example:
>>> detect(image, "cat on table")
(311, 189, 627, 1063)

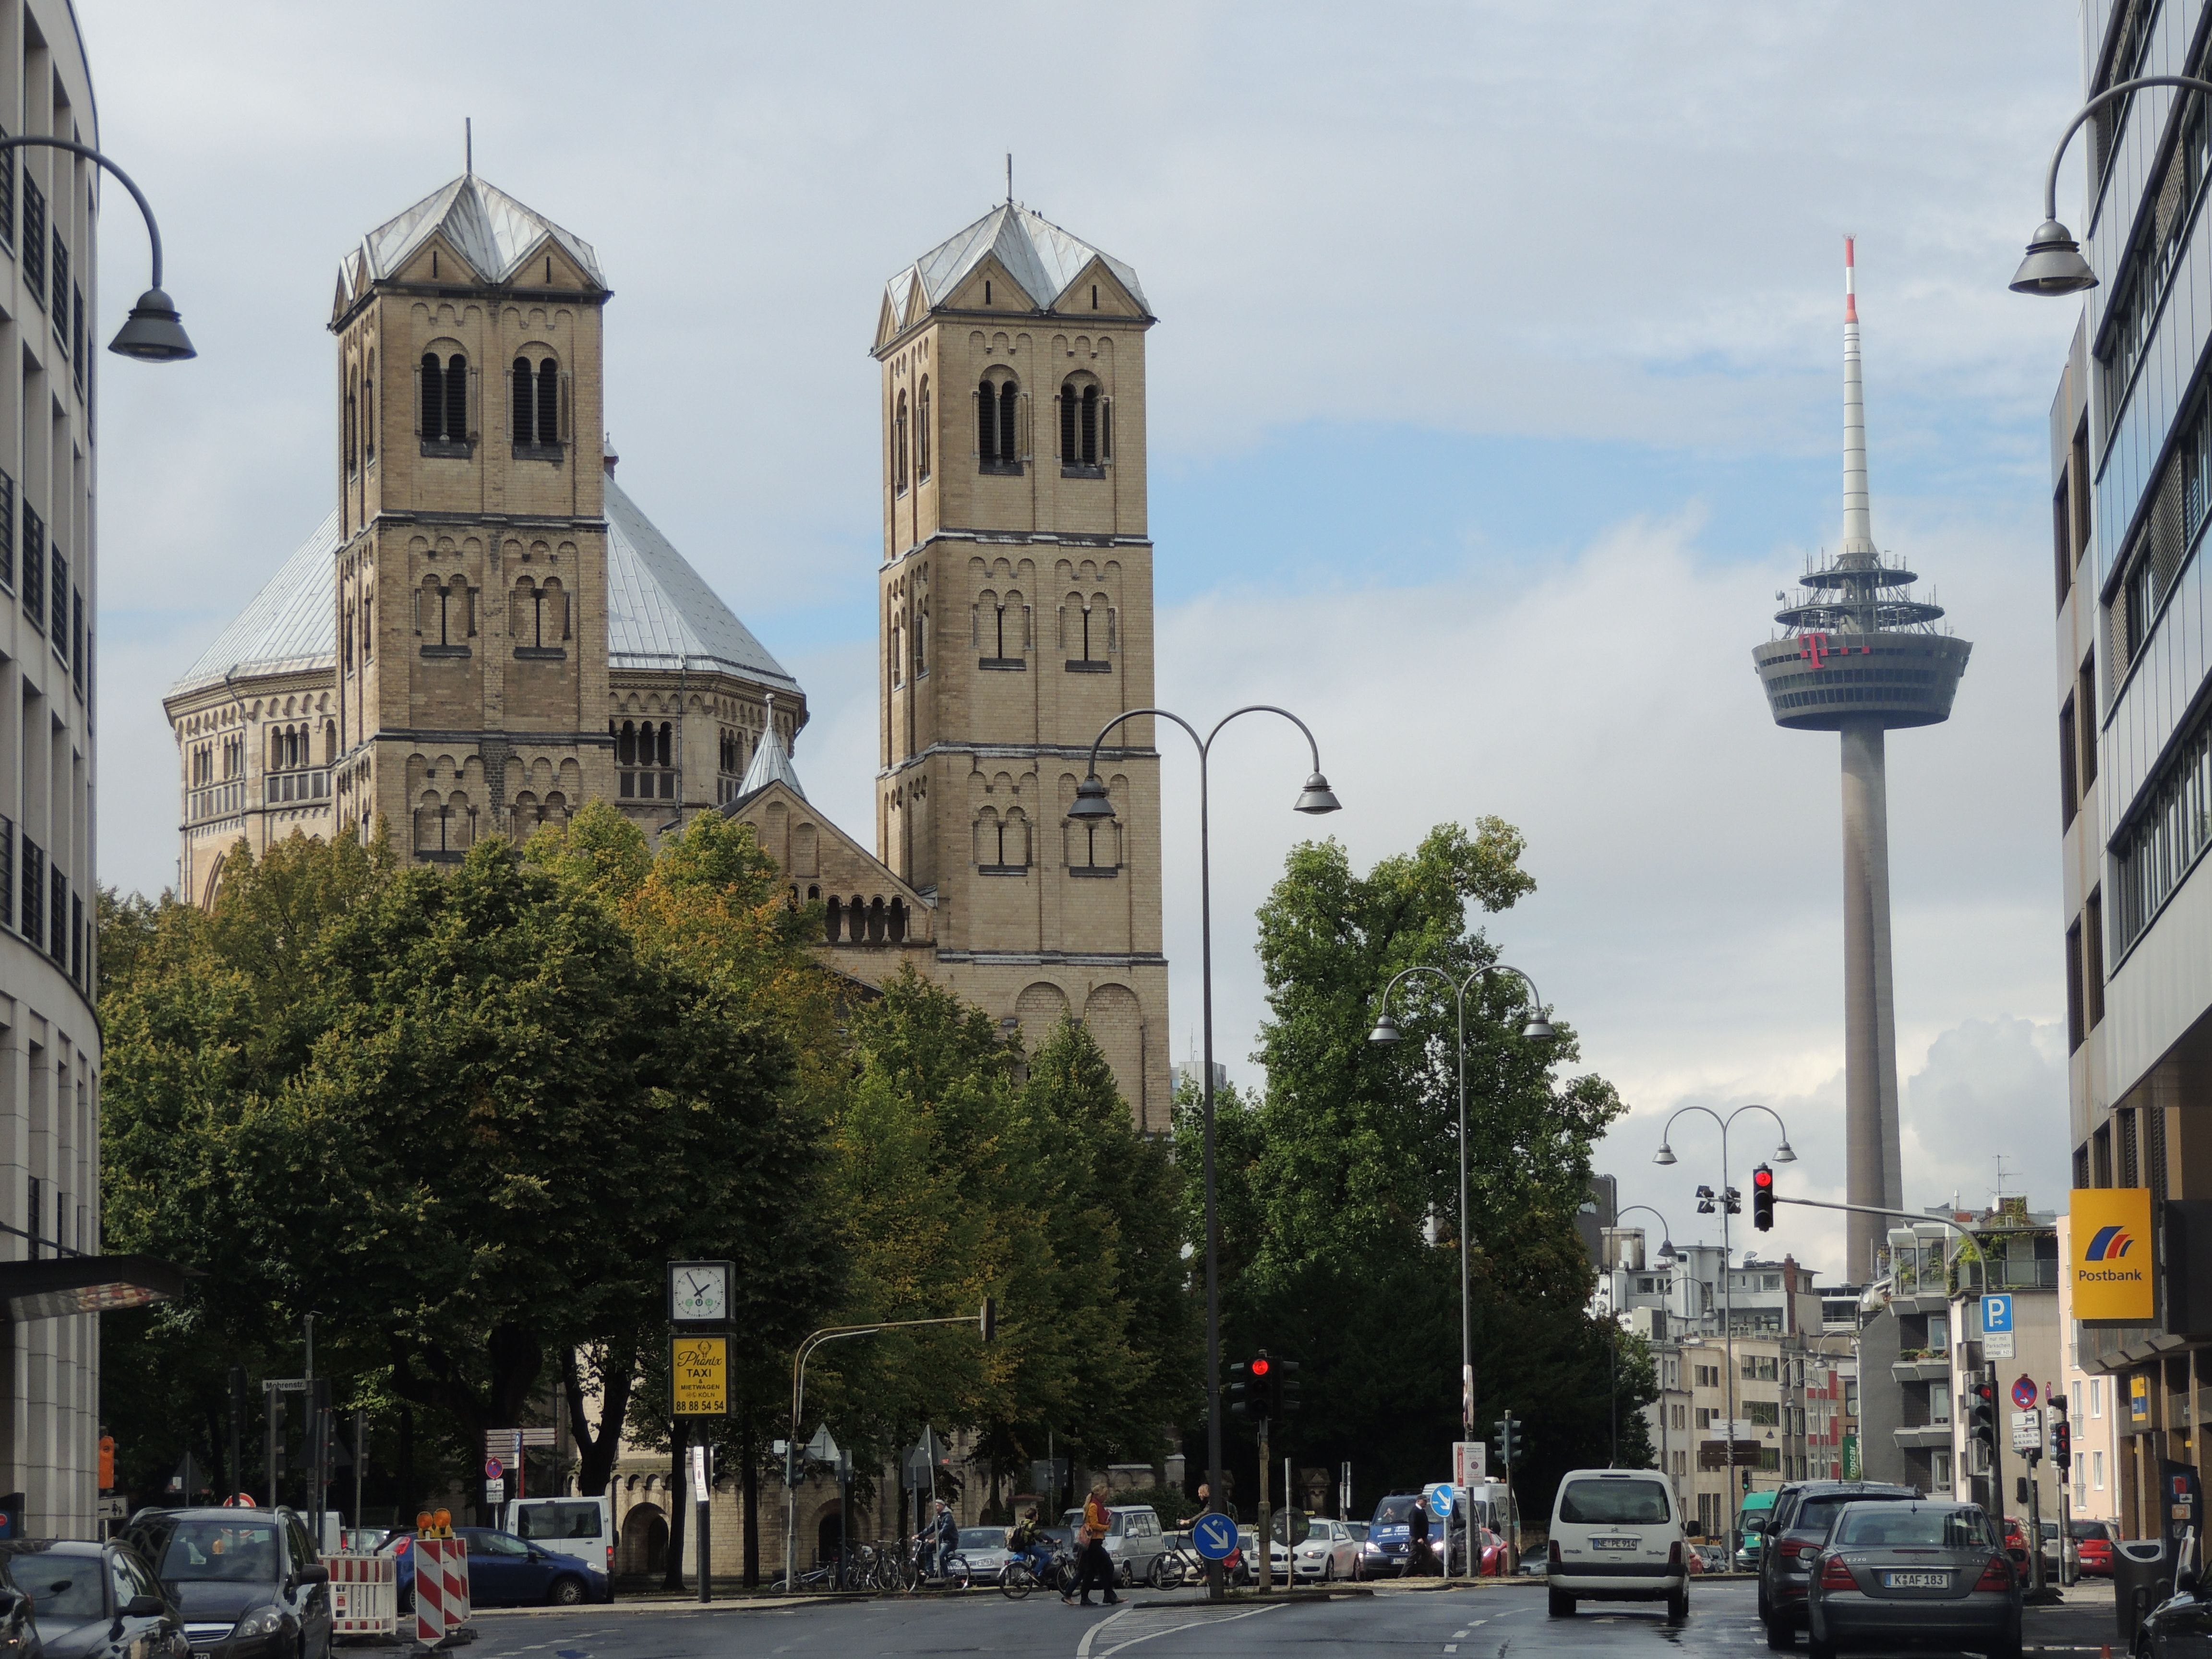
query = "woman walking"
(1066, 1483, 1121, 1607)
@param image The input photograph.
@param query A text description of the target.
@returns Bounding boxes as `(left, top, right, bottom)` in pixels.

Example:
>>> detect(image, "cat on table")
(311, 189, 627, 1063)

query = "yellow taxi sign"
(2069, 1187, 2155, 1322)
(672, 1334, 731, 1417)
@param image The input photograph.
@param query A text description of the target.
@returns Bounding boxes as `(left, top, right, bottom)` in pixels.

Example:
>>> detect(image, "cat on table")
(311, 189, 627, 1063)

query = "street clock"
(668, 1260, 733, 1324)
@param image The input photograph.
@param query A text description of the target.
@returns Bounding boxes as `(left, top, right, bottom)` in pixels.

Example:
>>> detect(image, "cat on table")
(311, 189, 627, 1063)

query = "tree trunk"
(662, 1419, 691, 1591)
(398, 1406, 414, 1516)
(561, 1341, 637, 1497)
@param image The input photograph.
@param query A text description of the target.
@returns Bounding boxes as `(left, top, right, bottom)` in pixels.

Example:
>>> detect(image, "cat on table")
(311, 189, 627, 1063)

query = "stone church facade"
(166, 178, 1169, 1125)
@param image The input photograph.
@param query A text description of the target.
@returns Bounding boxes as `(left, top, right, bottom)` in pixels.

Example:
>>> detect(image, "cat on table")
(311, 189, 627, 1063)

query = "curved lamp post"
(2010, 76, 2212, 296)
(1607, 1204, 1676, 1481)
(1652, 1104, 1794, 1560)
(0, 136, 194, 359)
(1366, 960, 1554, 1493)
(1068, 704, 1338, 1599)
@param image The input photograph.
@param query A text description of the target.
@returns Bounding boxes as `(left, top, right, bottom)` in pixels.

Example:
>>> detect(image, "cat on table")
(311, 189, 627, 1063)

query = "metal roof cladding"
(337, 173, 606, 304)
(889, 201, 1146, 315)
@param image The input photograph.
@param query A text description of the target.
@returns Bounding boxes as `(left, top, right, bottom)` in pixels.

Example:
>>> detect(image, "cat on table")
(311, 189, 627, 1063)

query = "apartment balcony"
(1892, 1424, 1955, 1450)
(1890, 1352, 1952, 1383)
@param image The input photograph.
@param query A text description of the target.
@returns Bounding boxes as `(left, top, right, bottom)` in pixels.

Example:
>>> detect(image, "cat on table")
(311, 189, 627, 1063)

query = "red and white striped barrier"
(414, 1537, 471, 1645)
(327, 1552, 398, 1635)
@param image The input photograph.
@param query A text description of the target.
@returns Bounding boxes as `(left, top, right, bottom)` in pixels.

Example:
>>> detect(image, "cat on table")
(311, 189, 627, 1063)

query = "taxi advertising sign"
(2069, 1187, 2155, 1322)
(671, 1333, 731, 1417)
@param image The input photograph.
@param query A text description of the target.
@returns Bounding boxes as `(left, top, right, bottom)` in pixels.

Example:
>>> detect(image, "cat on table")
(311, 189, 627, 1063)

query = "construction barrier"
(327, 1552, 398, 1636)
(413, 1536, 471, 1645)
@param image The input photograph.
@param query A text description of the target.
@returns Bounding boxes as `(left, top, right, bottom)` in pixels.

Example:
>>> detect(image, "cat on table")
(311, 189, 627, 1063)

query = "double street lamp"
(1067, 704, 1339, 1600)
(1652, 1104, 1795, 1561)
(1366, 960, 1553, 1503)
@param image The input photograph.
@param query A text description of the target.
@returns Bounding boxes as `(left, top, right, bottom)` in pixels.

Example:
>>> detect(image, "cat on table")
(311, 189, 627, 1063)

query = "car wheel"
(1321, 1556, 1334, 1583)
(1667, 1587, 1688, 1623)
(548, 1575, 586, 1607)
(1806, 1628, 1836, 1659)
(1987, 1630, 2022, 1659)
(1766, 1613, 1795, 1649)
(1548, 1589, 1574, 1618)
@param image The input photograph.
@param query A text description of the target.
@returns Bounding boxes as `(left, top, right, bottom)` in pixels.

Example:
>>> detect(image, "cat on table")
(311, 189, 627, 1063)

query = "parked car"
(506, 1497, 614, 1584)
(1237, 1527, 1292, 1581)
(2065, 1517, 2116, 1577)
(1804, 1500, 2021, 1659)
(1291, 1519, 1362, 1582)
(1360, 1494, 1430, 1577)
(0, 1537, 178, 1659)
(1475, 1526, 1506, 1576)
(1546, 1469, 1688, 1621)
(120, 1507, 333, 1659)
(2136, 1567, 2212, 1654)
(1737, 1491, 1780, 1572)
(1058, 1506, 1167, 1587)
(953, 1528, 1012, 1579)
(455, 1527, 609, 1608)
(1756, 1479, 1919, 1646)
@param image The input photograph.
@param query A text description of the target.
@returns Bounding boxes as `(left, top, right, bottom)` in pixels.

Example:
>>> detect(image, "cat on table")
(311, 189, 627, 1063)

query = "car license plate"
(1592, 1538, 1639, 1551)
(1880, 1571, 1949, 1589)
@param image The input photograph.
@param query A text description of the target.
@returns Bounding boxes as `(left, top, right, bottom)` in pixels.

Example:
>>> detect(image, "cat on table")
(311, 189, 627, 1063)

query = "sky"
(81, 1, 2095, 1282)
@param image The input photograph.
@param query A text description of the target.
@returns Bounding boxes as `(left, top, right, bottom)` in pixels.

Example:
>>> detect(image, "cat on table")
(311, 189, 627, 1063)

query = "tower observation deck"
(1752, 240, 1971, 1282)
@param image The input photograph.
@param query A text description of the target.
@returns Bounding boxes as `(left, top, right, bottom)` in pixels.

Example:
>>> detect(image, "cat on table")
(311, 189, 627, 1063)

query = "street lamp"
(1366, 958, 1554, 1518)
(1651, 1103, 1794, 1562)
(0, 137, 195, 359)
(1610, 1204, 1676, 1487)
(1067, 703, 1339, 1601)
(2010, 76, 2212, 297)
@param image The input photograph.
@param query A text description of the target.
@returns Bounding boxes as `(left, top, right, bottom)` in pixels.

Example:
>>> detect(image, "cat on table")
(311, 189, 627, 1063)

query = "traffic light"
(1272, 1358, 1301, 1419)
(1752, 1164, 1776, 1232)
(1227, 1359, 1251, 1419)
(1495, 1415, 1522, 1466)
(1723, 1186, 1742, 1215)
(1968, 1372, 1999, 1455)
(2049, 1390, 2071, 1472)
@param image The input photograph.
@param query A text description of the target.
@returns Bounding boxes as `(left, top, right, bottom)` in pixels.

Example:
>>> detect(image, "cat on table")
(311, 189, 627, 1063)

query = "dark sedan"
(120, 1508, 331, 1659)
(1757, 1479, 1919, 1647)
(1, 1539, 181, 1659)
(1805, 1500, 2020, 1659)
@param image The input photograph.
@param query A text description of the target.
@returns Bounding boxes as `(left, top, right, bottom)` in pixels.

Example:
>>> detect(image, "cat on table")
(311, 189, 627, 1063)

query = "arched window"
(979, 376, 1021, 472)
(422, 352, 469, 445)
(917, 377, 931, 479)
(914, 609, 928, 676)
(1059, 381, 1076, 462)
(511, 358, 532, 442)
(324, 720, 337, 765)
(420, 353, 442, 436)
(1060, 379, 1102, 469)
(889, 898, 907, 943)
(1000, 382, 1020, 463)
(537, 358, 560, 445)
(656, 721, 673, 768)
(1082, 385, 1099, 463)
(445, 353, 468, 443)
(825, 896, 842, 943)
(345, 372, 358, 472)
(867, 897, 886, 943)
(894, 391, 909, 493)
(848, 896, 867, 943)
(616, 720, 637, 766)
(364, 352, 376, 461)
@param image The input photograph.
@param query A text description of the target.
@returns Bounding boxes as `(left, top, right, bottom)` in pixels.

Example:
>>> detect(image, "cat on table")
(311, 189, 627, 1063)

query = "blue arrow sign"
(1191, 1512, 1238, 1562)
(1426, 1482, 1456, 1520)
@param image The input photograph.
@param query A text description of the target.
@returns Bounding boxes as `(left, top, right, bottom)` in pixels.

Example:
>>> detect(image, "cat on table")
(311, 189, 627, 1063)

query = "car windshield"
(514, 1503, 601, 1542)
(1797, 1493, 1912, 1537)
(1833, 1506, 1991, 1548)
(958, 1530, 1002, 1551)
(1346, 1523, 1369, 1541)
(151, 1520, 283, 1584)
(4, 1551, 105, 1619)
(1558, 1479, 1671, 1526)
(1302, 1521, 1334, 1542)
(1372, 1497, 1417, 1524)
(2068, 1520, 2110, 1540)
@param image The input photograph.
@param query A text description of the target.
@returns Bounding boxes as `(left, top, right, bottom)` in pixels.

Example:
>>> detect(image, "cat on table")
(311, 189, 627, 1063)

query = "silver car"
(1806, 1500, 2022, 1659)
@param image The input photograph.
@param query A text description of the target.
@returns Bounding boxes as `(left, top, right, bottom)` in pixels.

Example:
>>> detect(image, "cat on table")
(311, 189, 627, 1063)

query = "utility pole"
(1256, 1414, 1272, 1593)
(227, 1366, 246, 1505)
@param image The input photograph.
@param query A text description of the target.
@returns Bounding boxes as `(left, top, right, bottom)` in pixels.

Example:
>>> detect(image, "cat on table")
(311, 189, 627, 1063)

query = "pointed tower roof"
(336, 173, 606, 312)
(888, 202, 1146, 317)
(737, 694, 805, 799)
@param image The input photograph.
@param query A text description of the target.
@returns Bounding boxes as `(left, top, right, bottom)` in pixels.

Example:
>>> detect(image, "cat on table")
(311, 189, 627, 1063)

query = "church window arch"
(364, 351, 376, 461)
(513, 577, 569, 653)
(345, 369, 359, 473)
(1059, 375, 1102, 470)
(825, 895, 842, 943)
(917, 377, 931, 480)
(894, 390, 909, 494)
(324, 720, 337, 765)
(419, 351, 471, 446)
(977, 373, 1021, 473)
(914, 607, 929, 677)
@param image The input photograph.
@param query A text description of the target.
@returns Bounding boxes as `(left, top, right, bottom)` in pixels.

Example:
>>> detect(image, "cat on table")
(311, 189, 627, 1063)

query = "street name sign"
(670, 1334, 730, 1417)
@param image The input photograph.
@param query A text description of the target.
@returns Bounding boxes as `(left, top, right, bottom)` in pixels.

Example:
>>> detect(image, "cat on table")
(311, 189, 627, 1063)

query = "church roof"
(168, 483, 799, 703)
(337, 173, 606, 306)
(170, 509, 342, 695)
(605, 475, 799, 691)
(735, 695, 805, 800)
(890, 202, 1146, 316)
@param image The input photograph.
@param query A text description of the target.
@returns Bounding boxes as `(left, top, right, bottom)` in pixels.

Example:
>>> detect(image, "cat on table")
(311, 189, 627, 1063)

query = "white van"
(505, 1496, 615, 1584)
(1546, 1468, 1687, 1621)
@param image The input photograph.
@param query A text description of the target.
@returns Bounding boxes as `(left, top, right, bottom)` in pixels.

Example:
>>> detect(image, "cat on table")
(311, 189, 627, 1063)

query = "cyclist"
(1006, 1506, 1053, 1584)
(921, 1498, 959, 1581)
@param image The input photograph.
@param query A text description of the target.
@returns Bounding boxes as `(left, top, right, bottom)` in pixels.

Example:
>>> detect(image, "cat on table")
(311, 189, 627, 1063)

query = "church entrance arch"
(617, 1501, 668, 1576)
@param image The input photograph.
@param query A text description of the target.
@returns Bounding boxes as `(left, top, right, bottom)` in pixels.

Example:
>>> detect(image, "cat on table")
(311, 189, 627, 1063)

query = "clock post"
(669, 1262, 735, 1601)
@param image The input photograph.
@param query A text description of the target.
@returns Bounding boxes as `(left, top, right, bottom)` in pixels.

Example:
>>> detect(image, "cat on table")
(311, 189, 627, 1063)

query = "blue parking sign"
(1983, 1294, 2012, 1334)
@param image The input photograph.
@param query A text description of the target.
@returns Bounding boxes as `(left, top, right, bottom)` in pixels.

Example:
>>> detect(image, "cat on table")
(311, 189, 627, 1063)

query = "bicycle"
(896, 1535, 972, 1592)
(1001, 1539, 1077, 1599)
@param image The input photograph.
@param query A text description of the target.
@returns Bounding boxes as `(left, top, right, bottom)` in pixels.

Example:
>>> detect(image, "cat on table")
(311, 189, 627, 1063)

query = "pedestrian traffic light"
(1272, 1358, 1301, 1419)
(1969, 1373, 1999, 1454)
(2052, 1419, 2071, 1470)
(1752, 1165, 1776, 1232)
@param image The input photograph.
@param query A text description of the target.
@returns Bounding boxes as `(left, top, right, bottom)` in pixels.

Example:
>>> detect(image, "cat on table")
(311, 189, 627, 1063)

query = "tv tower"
(1753, 239, 1972, 1282)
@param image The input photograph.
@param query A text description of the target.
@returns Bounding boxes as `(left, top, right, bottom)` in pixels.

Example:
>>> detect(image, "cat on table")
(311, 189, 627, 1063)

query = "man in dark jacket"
(1407, 1499, 1436, 1575)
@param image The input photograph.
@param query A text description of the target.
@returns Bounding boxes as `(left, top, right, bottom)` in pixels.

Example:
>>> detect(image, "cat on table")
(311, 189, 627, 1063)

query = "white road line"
(1444, 1644, 1458, 1652)
(1075, 1601, 1286, 1659)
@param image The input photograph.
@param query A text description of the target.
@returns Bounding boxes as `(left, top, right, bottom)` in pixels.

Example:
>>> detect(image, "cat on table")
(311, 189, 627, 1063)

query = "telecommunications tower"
(1752, 240, 1971, 1281)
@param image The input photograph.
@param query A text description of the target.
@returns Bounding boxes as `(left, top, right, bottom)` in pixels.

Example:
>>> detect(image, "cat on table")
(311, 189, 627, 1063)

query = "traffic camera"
(1752, 1164, 1776, 1232)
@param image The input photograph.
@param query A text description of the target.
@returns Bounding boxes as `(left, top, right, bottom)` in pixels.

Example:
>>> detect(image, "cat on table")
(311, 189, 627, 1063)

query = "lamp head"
(1521, 1014, 1555, 1041)
(1368, 1010, 1403, 1046)
(1657, 1238, 1676, 1261)
(1653, 1143, 1677, 1166)
(1773, 1139, 1798, 1164)
(2009, 219, 2098, 296)
(108, 287, 196, 361)
(1293, 772, 1342, 815)
(1066, 773, 1117, 822)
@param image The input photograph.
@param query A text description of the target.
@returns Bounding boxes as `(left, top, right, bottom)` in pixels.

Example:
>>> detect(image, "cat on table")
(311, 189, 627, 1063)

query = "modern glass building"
(2052, 0, 2212, 1539)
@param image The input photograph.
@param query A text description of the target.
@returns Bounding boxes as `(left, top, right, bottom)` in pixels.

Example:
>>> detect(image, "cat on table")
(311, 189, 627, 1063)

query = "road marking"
(1076, 1601, 1285, 1659)
(1444, 1645, 1458, 1652)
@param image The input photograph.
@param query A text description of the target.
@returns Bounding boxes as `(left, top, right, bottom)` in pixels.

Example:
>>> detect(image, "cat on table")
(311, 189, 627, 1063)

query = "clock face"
(671, 1263, 729, 1322)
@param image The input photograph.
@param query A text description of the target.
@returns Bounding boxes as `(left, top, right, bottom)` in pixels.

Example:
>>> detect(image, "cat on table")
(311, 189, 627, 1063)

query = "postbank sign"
(2069, 1187, 2155, 1322)
(672, 1334, 731, 1417)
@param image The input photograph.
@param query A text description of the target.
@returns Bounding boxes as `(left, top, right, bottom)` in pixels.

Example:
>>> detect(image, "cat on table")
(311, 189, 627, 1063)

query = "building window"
(50, 233, 66, 339)
(512, 578, 568, 655)
(976, 808, 1031, 873)
(2092, 1450, 2105, 1490)
(917, 377, 931, 480)
(2112, 694, 2212, 951)
(421, 352, 469, 448)
(2059, 696, 2078, 829)
(978, 377, 1021, 473)
(22, 176, 43, 303)
(2066, 920, 2086, 1053)
(22, 507, 42, 634)
(0, 467, 13, 590)
(2086, 888, 2106, 1029)
(1059, 379, 1103, 471)
(365, 351, 376, 461)
(894, 390, 909, 493)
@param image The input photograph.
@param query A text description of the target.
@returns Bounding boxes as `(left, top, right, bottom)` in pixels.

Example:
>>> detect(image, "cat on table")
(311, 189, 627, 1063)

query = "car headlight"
(234, 1608, 286, 1638)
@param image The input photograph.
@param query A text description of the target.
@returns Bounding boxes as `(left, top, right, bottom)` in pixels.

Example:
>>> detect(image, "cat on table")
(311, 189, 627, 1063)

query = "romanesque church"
(164, 173, 1169, 1124)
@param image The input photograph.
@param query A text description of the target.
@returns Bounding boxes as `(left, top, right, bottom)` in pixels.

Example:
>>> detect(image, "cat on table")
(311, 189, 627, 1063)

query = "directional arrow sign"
(1191, 1512, 1238, 1562)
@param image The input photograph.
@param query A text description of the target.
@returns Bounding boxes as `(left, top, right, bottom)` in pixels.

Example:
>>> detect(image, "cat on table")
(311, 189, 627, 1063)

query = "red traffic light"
(1753, 1167, 1774, 1191)
(1251, 1358, 1271, 1377)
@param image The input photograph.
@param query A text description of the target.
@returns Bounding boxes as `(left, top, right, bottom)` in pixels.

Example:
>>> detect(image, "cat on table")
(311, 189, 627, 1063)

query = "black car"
(0, 1539, 182, 1659)
(1756, 1479, 1919, 1647)
(120, 1508, 331, 1659)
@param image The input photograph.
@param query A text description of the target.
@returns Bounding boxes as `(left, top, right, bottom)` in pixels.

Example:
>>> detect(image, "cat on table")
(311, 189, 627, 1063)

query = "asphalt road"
(456, 1576, 2130, 1658)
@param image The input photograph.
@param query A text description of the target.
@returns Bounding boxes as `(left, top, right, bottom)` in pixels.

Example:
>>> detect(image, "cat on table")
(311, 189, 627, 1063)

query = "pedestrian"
(1407, 1496, 1435, 1576)
(1067, 1483, 1121, 1607)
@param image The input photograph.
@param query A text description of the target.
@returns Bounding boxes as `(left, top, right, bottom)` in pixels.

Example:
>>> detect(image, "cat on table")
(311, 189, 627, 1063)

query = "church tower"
(873, 204, 1169, 1126)
(326, 174, 615, 859)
